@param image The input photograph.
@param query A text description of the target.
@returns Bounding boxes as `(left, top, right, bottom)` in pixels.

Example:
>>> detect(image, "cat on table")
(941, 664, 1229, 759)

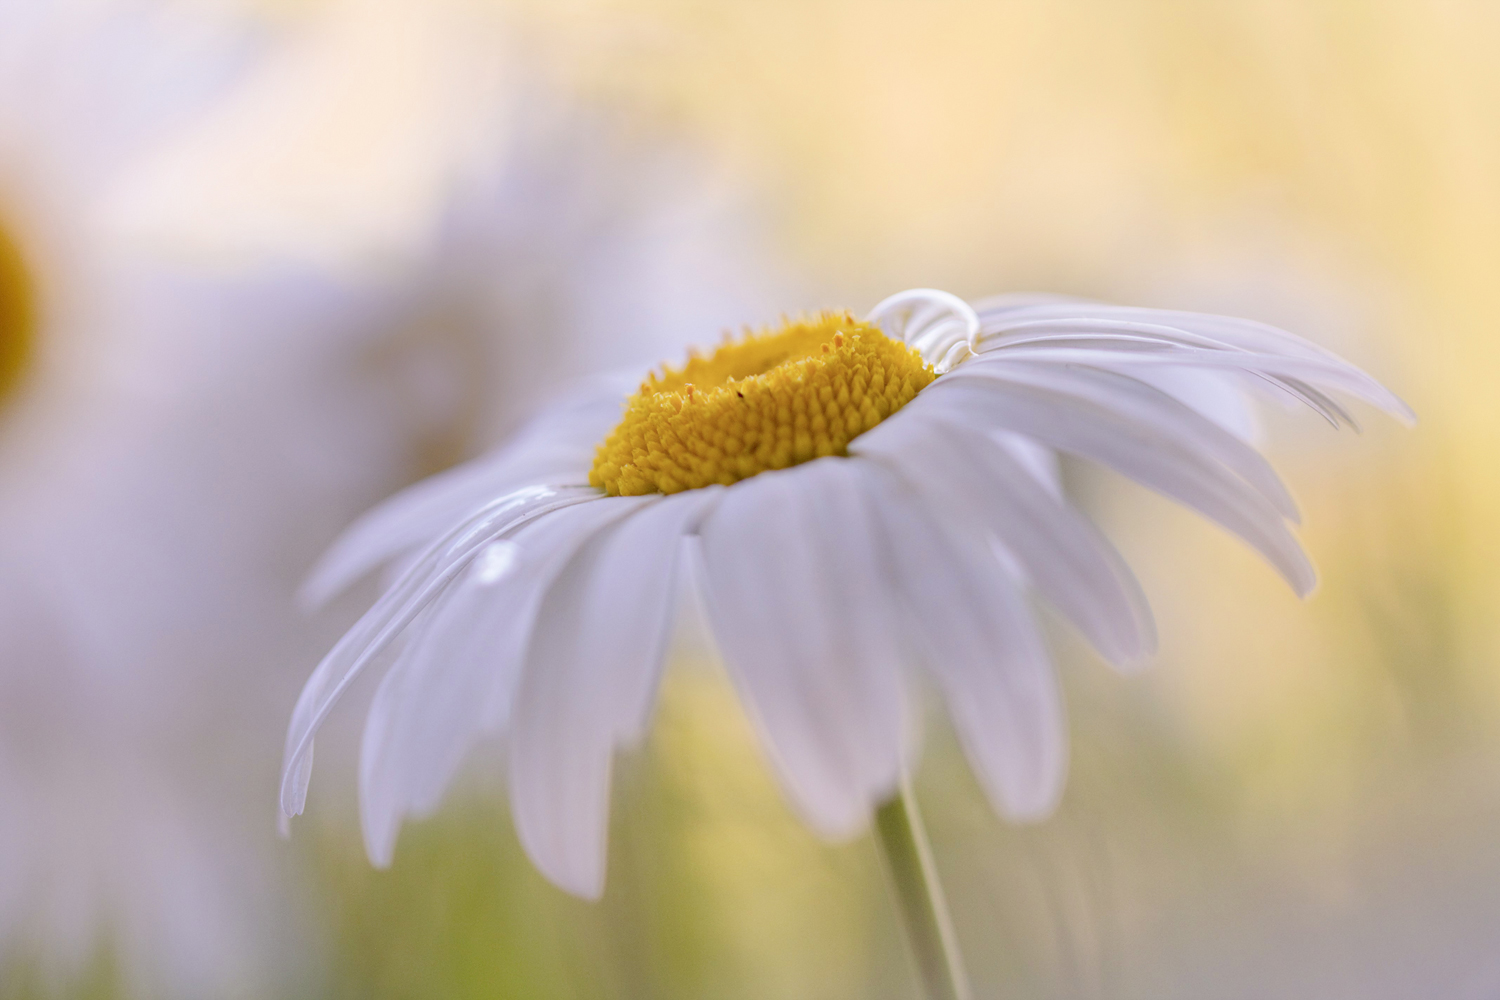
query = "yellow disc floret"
(590, 312, 937, 496)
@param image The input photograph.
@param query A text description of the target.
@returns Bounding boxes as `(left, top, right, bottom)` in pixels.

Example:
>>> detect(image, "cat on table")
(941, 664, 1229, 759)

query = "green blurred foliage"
(302, 665, 914, 1000)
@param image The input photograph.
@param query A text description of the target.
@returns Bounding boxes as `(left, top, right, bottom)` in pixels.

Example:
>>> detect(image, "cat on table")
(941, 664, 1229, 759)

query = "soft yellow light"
(590, 313, 935, 496)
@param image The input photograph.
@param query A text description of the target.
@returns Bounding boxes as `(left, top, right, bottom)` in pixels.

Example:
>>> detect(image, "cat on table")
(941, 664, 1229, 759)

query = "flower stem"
(874, 775, 973, 1000)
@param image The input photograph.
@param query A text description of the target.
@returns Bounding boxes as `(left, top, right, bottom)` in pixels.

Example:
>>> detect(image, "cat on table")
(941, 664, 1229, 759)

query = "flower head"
(591, 312, 935, 495)
(283, 288, 1412, 899)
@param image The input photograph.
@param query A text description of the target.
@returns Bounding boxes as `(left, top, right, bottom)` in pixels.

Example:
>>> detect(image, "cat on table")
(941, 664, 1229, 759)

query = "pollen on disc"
(589, 312, 937, 496)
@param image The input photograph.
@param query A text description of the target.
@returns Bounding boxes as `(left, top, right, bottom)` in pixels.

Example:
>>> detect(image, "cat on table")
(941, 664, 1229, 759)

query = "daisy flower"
(283, 284, 1412, 934)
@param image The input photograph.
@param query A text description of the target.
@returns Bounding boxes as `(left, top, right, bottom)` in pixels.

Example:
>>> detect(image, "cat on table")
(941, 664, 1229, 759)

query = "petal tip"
(278, 747, 315, 820)
(1110, 648, 1156, 675)
(297, 556, 352, 612)
(529, 845, 607, 901)
(984, 758, 1067, 825)
(363, 828, 398, 871)
(295, 580, 331, 614)
(1002, 794, 1063, 825)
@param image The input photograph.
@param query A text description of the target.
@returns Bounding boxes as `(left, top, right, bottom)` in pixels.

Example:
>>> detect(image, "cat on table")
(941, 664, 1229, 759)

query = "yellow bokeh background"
(24, 1, 1495, 996)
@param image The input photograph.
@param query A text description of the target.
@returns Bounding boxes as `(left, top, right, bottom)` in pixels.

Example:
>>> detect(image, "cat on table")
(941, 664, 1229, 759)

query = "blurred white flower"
(280, 288, 1411, 900)
(111, 0, 783, 440)
(0, 4, 313, 995)
(2, 0, 780, 994)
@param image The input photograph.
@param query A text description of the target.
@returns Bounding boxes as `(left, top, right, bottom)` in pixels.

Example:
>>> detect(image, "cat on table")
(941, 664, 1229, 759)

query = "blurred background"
(0, 0, 1492, 997)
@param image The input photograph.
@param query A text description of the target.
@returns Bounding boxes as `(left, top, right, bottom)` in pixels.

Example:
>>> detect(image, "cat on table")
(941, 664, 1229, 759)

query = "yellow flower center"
(0, 218, 34, 410)
(590, 312, 937, 496)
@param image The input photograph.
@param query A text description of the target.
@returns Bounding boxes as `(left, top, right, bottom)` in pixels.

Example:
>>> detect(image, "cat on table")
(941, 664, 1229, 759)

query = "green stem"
(874, 775, 973, 1000)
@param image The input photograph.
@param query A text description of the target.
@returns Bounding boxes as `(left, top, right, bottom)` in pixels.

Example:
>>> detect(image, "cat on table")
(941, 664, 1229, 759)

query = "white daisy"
(282, 287, 1412, 916)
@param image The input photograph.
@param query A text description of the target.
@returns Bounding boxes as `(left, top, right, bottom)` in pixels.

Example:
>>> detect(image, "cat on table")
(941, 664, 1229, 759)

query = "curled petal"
(867, 288, 980, 371)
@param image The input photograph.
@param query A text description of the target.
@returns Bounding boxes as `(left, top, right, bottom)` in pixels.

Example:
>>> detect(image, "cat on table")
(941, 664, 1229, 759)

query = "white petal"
(699, 460, 907, 839)
(963, 301, 1413, 428)
(358, 495, 652, 865)
(301, 462, 590, 609)
(908, 379, 1318, 596)
(854, 416, 1156, 667)
(865, 465, 1065, 820)
(508, 490, 720, 898)
(279, 487, 601, 820)
(301, 384, 626, 607)
(865, 288, 979, 370)
(946, 359, 1298, 520)
(974, 302, 1344, 361)
(976, 316, 1241, 353)
(969, 343, 1413, 424)
(962, 295, 1413, 425)
(1125, 366, 1262, 443)
(992, 430, 1062, 496)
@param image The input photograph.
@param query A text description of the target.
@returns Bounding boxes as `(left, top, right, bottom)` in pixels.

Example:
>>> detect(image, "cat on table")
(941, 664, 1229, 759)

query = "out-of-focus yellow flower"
(0, 6, 326, 996)
(0, 223, 30, 404)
